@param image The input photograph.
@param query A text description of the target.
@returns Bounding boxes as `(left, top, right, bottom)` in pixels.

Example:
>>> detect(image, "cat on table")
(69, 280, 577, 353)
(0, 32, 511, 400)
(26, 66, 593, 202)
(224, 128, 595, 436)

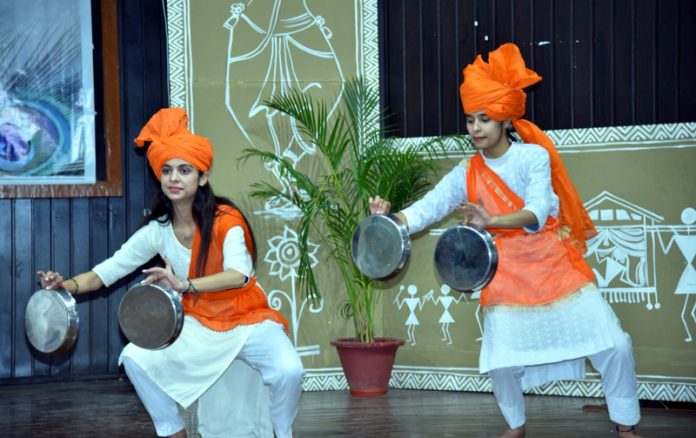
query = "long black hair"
(143, 180, 258, 278)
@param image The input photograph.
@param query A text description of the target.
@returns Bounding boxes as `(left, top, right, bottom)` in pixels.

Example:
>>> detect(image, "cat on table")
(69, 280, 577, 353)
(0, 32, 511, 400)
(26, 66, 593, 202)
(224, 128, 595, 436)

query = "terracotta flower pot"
(330, 337, 405, 397)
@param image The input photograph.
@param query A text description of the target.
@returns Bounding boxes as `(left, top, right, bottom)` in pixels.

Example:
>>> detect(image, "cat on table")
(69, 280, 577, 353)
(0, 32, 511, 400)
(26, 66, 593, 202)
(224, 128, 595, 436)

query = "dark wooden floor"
(0, 378, 694, 437)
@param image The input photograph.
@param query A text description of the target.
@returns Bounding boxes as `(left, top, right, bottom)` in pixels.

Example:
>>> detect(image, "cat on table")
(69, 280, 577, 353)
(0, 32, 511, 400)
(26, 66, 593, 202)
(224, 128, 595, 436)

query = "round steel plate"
(118, 284, 183, 350)
(25, 289, 79, 354)
(351, 214, 411, 279)
(434, 224, 498, 292)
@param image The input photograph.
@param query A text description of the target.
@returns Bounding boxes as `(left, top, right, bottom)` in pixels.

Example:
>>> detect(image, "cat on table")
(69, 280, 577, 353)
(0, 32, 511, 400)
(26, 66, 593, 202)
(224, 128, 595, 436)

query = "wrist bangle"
(67, 277, 79, 295)
(187, 278, 199, 294)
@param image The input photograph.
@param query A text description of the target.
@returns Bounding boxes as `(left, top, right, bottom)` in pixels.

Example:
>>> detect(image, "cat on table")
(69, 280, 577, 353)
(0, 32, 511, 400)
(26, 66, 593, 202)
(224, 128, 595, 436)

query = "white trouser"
(124, 320, 304, 437)
(489, 330, 640, 429)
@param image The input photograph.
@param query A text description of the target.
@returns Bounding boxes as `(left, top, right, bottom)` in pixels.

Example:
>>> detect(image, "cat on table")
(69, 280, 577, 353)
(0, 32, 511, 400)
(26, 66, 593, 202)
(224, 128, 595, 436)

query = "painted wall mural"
(223, 0, 345, 218)
(219, 1, 347, 358)
(167, 0, 378, 365)
(166, 0, 695, 402)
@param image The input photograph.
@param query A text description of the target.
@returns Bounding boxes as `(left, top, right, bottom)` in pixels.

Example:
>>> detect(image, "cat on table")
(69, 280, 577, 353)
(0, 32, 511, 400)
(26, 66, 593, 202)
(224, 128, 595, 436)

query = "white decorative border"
(166, 0, 191, 112)
(396, 122, 696, 158)
(303, 367, 696, 402)
(549, 122, 696, 153)
(358, 0, 380, 89)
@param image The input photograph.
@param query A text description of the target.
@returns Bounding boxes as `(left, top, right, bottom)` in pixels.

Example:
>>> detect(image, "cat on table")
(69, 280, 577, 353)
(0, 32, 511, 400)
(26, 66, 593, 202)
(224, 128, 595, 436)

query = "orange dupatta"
(467, 154, 595, 307)
(182, 205, 288, 332)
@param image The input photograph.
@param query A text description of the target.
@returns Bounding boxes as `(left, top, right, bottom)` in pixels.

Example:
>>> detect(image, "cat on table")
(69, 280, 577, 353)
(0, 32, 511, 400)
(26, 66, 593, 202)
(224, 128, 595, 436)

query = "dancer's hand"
(142, 257, 186, 292)
(457, 202, 493, 228)
(369, 195, 391, 215)
(36, 270, 64, 290)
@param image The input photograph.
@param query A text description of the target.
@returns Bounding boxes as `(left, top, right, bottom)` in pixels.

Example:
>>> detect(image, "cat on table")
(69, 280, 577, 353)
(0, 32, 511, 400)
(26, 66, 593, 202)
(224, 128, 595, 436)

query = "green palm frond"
(242, 76, 472, 342)
(264, 90, 352, 172)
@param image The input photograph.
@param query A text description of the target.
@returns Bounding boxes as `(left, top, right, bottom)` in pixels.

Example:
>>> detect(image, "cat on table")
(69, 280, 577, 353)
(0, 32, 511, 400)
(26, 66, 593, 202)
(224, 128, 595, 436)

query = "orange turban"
(134, 108, 213, 180)
(460, 43, 597, 252)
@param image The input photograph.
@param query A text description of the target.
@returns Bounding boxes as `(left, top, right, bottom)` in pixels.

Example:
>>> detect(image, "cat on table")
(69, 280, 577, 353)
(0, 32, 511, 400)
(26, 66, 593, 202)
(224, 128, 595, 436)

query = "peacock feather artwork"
(0, 0, 96, 184)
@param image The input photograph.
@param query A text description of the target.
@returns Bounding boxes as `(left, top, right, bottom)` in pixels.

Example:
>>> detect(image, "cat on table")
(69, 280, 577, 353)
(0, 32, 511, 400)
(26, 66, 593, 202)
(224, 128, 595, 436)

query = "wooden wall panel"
(634, 0, 656, 125)
(381, 0, 405, 136)
(404, 0, 424, 136)
(422, 1, 442, 136)
(656, 0, 679, 123)
(0, 0, 165, 383)
(31, 199, 52, 378)
(614, 0, 635, 126)
(0, 205, 11, 380)
(381, 0, 696, 134)
(593, 0, 614, 126)
(13, 200, 32, 378)
(439, 0, 464, 134)
(552, 0, 573, 128)
(678, 0, 696, 119)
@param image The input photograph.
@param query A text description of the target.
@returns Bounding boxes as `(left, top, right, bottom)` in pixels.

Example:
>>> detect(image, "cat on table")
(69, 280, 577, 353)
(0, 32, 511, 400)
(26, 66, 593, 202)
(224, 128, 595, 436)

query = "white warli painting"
(224, 1, 345, 219)
(166, 0, 695, 401)
(264, 225, 322, 356)
(394, 284, 473, 346)
(656, 207, 696, 342)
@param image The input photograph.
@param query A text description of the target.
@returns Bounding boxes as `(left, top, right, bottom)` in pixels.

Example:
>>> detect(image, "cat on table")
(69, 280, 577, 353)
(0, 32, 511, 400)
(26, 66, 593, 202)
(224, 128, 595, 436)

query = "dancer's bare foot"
(499, 425, 525, 438)
(616, 424, 641, 437)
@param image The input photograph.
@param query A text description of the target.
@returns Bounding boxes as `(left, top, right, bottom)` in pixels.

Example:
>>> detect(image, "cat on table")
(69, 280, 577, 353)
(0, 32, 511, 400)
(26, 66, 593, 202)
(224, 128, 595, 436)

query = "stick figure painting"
(657, 207, 696, 342)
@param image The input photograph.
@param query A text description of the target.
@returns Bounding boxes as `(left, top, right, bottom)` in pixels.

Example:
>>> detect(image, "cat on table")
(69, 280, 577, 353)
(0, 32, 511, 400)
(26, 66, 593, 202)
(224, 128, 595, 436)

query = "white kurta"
(93, 219, 271, 426)
(402, 143, 627, 387)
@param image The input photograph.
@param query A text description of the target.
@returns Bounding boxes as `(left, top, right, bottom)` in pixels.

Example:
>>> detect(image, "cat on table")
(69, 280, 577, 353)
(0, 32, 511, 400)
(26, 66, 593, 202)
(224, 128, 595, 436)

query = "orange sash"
(182, 205, 288, 332)
(467, 154, 595, 307)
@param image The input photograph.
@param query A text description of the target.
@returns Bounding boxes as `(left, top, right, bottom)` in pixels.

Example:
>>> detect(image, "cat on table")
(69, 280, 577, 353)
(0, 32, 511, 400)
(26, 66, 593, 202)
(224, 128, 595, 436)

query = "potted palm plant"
(241, 77, 470, 396)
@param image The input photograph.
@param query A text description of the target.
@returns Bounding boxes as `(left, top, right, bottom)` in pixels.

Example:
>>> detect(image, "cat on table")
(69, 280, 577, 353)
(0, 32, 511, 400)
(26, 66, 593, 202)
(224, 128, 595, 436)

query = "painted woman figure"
(428, 285, 464, 345)
(38, 108, 304, 438)
(394, 284, 432, 345)
(224, 0, 345, 217)
(370, 44, 641, 437)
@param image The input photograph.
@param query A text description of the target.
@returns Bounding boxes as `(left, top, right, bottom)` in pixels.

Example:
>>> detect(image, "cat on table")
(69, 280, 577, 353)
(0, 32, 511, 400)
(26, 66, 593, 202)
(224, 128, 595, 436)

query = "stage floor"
(0, 378, 694, 437)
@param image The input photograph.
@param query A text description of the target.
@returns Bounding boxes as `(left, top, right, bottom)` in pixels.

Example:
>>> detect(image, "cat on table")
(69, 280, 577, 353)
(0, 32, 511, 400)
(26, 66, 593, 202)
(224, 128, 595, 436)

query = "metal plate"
(434, 224, 498, 292)
(351, 214, 411, 279)
(118, 284, 184, 350)
(25, 289, 79, 354)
